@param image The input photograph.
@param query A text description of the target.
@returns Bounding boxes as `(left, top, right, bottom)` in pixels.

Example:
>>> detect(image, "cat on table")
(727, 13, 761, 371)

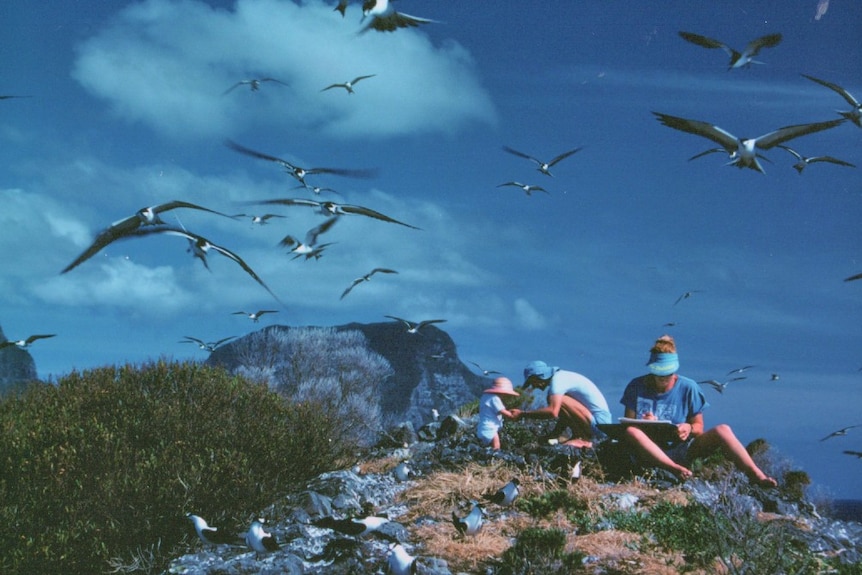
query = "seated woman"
(619, 335, 777, 487)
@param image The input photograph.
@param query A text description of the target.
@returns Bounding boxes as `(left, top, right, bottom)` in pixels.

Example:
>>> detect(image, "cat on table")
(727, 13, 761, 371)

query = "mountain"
(0, 324, 38, 395)
(206, 321, 489, 428)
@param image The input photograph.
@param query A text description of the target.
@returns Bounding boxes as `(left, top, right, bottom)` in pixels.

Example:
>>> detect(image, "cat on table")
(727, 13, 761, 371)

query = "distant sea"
(830, 499, 862, 523)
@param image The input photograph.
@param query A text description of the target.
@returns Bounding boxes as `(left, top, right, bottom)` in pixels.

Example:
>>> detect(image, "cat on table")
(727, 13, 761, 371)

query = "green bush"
(498, 527, 585, 575)
(0, 360, 349, 574)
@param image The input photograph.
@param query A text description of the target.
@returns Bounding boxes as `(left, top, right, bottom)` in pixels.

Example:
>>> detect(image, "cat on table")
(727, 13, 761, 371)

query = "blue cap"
(523, 360, 555, 385)
(647, 352, 679, 376)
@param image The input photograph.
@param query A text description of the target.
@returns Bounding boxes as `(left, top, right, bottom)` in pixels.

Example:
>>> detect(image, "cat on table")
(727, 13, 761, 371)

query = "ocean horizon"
(830, 499, 862, 523)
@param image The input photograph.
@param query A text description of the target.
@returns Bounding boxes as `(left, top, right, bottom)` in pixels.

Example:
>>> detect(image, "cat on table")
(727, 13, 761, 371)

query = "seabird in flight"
(673, 290, 702, 306)
(653, 112, 845, 173)
(777, 145, 855, 173)
(697, 377, 745, 394)
(340, 267, 398, 299)
(385, 316, 447, 334)
(252, 197, 420, 229)
(802, 74, 862, 127)
(469, 361, 501, 376)
(844, 272, 862, 282)
(334, 0, 349, 17)
(226, 140, 378, 187)
(679, 31, 782, 70)
(233, 213, 287, 226)
(483, 478, 520, 507)
(232, 310, 278, 322)
(61, 200, 236, 274)
(321, 74, 376, 94)
(502, 146, 582, 176)
(820, 424, 862, 442)
(0, 334, 56, 350)
(279, 216, 339, 260)
(359, 0, 436, 34)
(497, 182, 548, 196)
(451, 501, 485, 536)
(223, 77, 288, 95)
(180, 336, 236, 352)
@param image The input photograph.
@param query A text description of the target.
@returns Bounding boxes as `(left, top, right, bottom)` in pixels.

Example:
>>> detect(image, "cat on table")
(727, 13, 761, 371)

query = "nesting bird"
(386, 543, 417, 575)
(451, 501, 485, 536)
(312, 514, 390, 537)
(245, 518, 280, 554)
(186, 513, 240, 546)
(483, 478, 520, 507)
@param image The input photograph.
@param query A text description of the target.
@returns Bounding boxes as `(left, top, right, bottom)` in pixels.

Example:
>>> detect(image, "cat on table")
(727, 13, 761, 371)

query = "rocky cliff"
(206, 322, 488, 429)
(0, 325, 38, 395)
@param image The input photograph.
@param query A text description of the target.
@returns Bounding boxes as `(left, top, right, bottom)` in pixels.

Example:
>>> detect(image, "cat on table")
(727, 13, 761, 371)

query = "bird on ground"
(654, 112, 845, 173)
(802, 74, 861, 127)
(497, 181, 548, 196)
(386, 543, 417, 575)
(469, 361, 501, 376)
(132, 226, 284, 305)
(279, 216, 339, 261)
(232, 310, 278, 322)
(0, 334, 56, 351)
(251, 197, 420, 229)
(180, 336, 236, 352)
(394, 461, 415, 482)
(678, 31, 782, 70)
(452, 501, 485, 536)
(61, 200, 236, 274)
(673, 290, 702, 306)
(502, 146, 582, 176)
(843, 451, 862, 459)
(223, 77, 288, 95)
(483, 478, 520, 507)
(820, 424, 862, 442)
(245, 518, 280, 554)
(727, 365, 755, 376)
(777, 145, 855, 173)
(225, 140, 378, 187)
(340, 267, 398, 299)
(385, 316, 447, 334)
(313, 515, 390, 537)
(321, 74, 376, 94)
(233, 213, 287, 226)
(844, 272, 862, 282)
(359, 0, 435, 34)
(186, 513, 241, 546)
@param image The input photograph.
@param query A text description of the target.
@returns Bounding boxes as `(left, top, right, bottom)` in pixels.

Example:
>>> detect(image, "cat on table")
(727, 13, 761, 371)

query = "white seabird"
(359, 0, 436, 34)
(321, 74, 376, 94)
(232, 310, 278, 322)
(180, 336, 237, 352)
(679, 31, 782, 70)
(186, 513, 240, 545)
(340, 267, 398, 300)
(502, 145, 582, 176)
(802, 73, 862, 127)
(387, 543, 417, 575)
(279, 216, 339, 260)
(497, 181, 549, 196)
(245, 518, 280, 554)
(483, 478, 520, 507)
(777, 145, 855, 174)
(384, 315, 446, 334)
(252, 197, 420, 229)
(312, 514, 390, 537)
(0, 334, 56, 350)
(451, 501, 485, 536)
(223, 77, 288, 95)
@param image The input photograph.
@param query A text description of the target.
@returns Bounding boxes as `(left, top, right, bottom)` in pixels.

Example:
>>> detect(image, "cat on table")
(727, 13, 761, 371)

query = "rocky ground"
(167, 414, 862, 575)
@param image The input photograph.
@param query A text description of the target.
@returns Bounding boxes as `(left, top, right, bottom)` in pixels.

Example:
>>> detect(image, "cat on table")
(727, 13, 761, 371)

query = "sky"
(2, 0, 861, 499)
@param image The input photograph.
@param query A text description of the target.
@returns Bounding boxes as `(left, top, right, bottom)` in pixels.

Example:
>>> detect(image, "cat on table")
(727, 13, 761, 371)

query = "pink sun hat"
(483, 377, 520, 396)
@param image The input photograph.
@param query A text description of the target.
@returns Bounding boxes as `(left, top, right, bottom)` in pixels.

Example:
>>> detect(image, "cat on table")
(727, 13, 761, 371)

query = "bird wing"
(305, 216, 339, 246)
(809, 156, 855, 167)
(222, 81, 244, 95)
(224, 139, 297, 170)
(385, 315, 413, 328)
(181, 336, 205, 345)
(60, 214, 148, 273)
(688, 147, 731, 161)
(340, 279, 364, 299)
(416, 319, 447, 329)
(369, 267, 398, 276)
(25, 334, 56, 344)
(755, 118, 845, 149)
(260, 78, 289, 87)
(678, 31, 728, 51)
(844, 272, 862, 282)
(653, 112, 740, 151)
(502, 146, 541, 165)
(321, 83, 344, 92)
(212, 336, 237, 347)
(338, 203, 420, 229)
(776, 145, 803, 161)
(305, 165, 378, 179)
(361, 11, 434, 33)
(152, 200, 236, 220)
(802, 74, 859, 107)
(252, 197, 322, 210)
(351, 74, 376, 84)
(746, 33, 782, 56)
(547, 147, 583, 166)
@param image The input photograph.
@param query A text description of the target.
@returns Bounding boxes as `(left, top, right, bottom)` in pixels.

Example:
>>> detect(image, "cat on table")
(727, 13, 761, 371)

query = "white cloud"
(513, 297, 548, 330)
(72, 0, 496, 139)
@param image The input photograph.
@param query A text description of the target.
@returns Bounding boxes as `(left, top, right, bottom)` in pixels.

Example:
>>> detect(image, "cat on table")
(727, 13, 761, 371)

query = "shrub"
(498, 527, 586, 575)
(0, 360, 347, 574)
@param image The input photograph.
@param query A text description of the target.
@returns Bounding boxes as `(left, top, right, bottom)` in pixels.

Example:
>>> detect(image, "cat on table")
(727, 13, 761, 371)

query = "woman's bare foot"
(563, 438, 593, 449)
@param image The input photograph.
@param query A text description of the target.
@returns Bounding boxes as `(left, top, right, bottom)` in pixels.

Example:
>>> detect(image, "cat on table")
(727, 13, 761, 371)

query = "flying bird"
(180, 336, 236, 352)
(321, 74, 376, 94)
(0, 334, 56, 351)
(340, 267, 398, 299)
(777, 145, 855, 173)
(186, 513, 240, 546)
(673, 290, 702, 306)
(678, 31, 782, 70)
(385, 316, 447, 334)
(386, 543, 417, 575)
(131, 226, 284, 305)
(223, 77, 288, 95)
(653, 112, 845, 173)
(502, 146, 582, 176)
(802, 74, 861, 127)
(245, 518, 280, 554)
(469, 361, 501, 376)
(820, 424, 862, 442)
(483, 478, 520, 507)
(698, 378, 745, 394)
(294, 184, 339, 196)
(61, 200, 236, 274)
(844, 272, 862, 282)
(225, 140, 378, 187)
(497, 182, 548, 196)
(727, 365, 755, 376)
(251, 197, 420, 229)
(0, 95, 31, 100)
(334, 0, 349, 17)
(232, 310, 278, 322)
(279, 216, 339, 260)
(843, 450, 862, 459)
(359, 0, 435, 34)
(233, 213, 287, 226)
(451, 501, 485, 536)
(312, 515, 390, 537)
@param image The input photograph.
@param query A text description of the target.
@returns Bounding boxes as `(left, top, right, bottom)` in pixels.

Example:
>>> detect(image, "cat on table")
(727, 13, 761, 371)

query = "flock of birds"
(184, 467, 525, 574)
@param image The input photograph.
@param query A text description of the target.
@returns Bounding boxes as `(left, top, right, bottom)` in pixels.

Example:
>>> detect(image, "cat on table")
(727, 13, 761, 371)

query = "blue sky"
(3, 0, 861, 498)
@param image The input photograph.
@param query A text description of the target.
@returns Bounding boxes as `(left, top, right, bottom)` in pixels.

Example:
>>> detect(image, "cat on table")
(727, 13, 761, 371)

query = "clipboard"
(597, 418, 679, 442)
